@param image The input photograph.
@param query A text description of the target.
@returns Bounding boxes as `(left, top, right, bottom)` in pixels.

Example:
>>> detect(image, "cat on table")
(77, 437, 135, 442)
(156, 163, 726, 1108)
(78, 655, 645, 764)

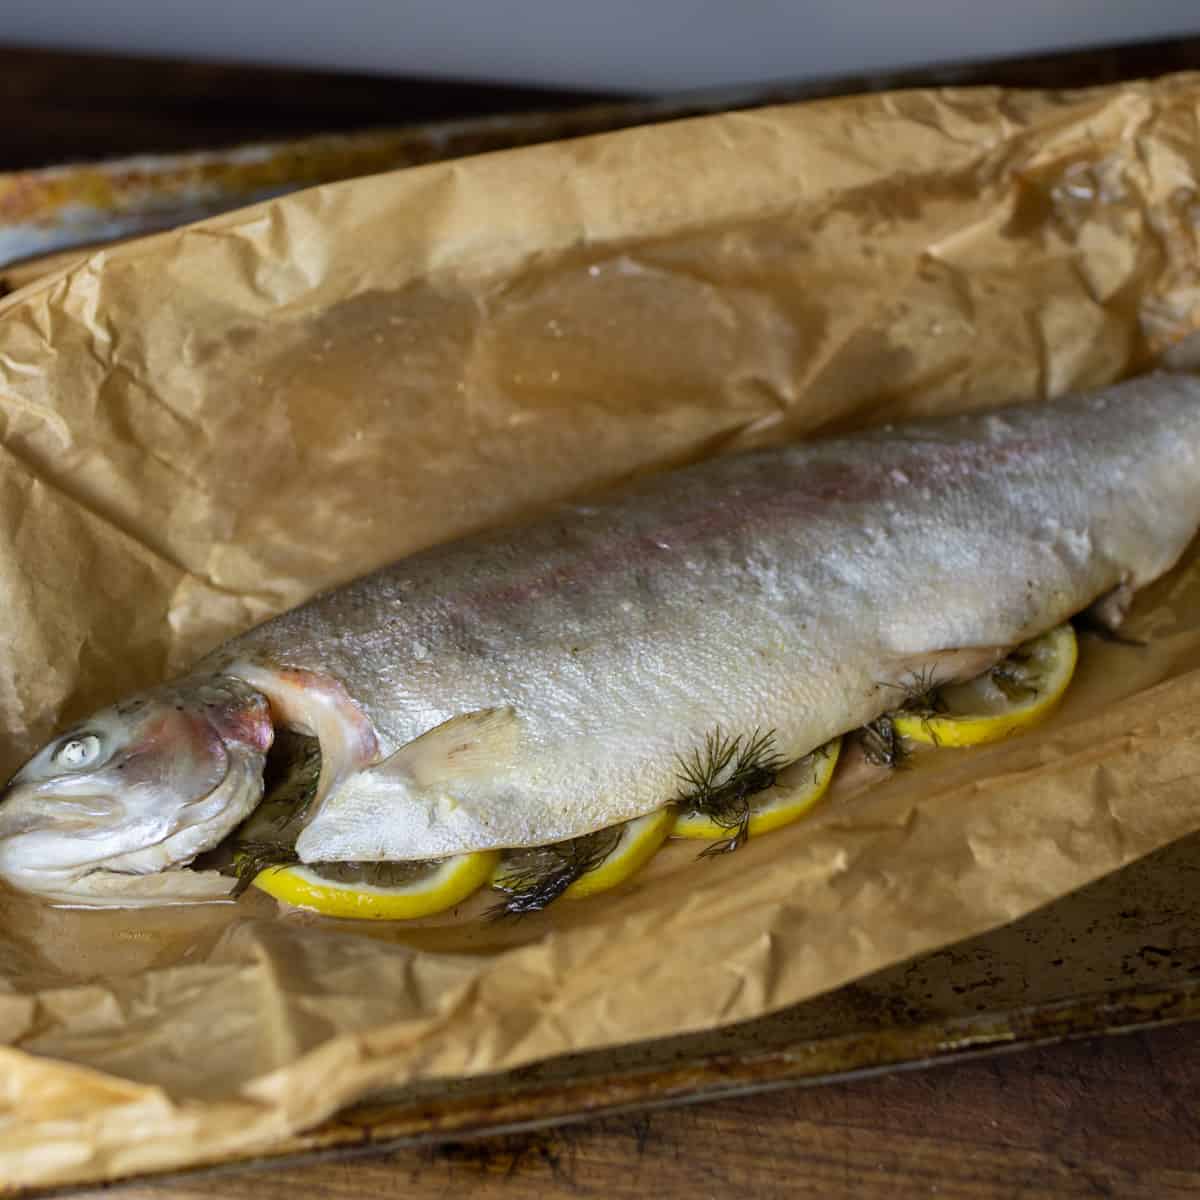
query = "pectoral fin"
(376, 706, 523, 787)
(294, 708, 525, 863)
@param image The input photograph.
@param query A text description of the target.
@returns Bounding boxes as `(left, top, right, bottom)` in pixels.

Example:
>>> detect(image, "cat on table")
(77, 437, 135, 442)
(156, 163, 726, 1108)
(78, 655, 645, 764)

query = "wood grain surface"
(58, 1024, 1200, 1199)
(9, 38, 1200, 1200)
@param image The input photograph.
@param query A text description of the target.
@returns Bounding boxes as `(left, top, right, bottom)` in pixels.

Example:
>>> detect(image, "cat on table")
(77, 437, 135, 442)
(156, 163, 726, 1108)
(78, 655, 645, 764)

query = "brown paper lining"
(5, 74, 1200, 1189)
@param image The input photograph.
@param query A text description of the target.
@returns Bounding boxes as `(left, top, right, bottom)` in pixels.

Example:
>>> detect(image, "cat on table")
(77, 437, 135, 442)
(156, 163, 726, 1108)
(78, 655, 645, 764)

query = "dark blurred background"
(3, 3, 1200, 169)
(4, 1, 1200, 94)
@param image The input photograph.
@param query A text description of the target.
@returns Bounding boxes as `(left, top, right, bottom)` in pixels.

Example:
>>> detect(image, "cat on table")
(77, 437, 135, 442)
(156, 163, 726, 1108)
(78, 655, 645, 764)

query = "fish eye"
(54, 734, 102, 770)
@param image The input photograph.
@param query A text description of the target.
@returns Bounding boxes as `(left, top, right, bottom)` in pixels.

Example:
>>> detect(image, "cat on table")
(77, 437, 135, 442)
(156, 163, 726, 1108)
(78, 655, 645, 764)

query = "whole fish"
(4, 371, 1200, 906)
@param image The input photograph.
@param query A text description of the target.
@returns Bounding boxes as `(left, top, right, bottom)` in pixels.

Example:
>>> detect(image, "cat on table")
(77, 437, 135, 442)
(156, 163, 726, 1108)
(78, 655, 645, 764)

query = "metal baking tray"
(9, 35, 1200, 1195)
(38, 831, 1200, 1195)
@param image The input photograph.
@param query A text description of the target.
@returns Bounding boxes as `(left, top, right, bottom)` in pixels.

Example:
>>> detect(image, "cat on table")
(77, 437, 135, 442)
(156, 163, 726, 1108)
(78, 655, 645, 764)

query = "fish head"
(0, 676, 273, 906)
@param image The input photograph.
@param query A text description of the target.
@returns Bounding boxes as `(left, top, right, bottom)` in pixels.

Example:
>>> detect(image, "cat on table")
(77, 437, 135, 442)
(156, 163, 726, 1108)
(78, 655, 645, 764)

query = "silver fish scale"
(202, 372, 1200, 860)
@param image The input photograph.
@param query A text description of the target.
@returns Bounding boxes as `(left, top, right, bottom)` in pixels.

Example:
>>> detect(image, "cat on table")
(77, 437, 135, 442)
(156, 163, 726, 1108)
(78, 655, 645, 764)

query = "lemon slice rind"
(891, 623, 1078, 748)
(563, 808, 675, 900)
(672, 736, 842, 841)
(253, 850, 499, 920)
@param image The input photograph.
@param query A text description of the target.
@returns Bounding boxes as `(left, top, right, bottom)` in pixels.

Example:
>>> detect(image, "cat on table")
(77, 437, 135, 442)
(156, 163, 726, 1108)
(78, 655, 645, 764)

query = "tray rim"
(20, 975, 1200, 1198)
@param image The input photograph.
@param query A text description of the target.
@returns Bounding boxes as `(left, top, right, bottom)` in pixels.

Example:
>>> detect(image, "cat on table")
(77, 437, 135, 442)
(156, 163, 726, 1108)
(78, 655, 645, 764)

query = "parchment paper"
(5, 74, 1200, 1189)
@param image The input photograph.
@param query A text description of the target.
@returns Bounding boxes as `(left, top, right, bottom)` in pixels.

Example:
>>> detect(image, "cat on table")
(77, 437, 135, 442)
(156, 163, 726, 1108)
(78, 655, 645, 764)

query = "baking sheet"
(117, 825, 1200, 1192)
(6, 69, 1200, 1192)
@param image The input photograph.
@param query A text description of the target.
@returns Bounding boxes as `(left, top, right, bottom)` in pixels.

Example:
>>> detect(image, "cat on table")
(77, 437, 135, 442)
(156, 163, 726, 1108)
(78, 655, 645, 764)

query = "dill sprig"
(869, 666, 951, 750)
(674, 727, 783, 856)
(261, 731, 322, 828)
(228, 840, 300, 896)
(488, 826, 623, 918)
(893, 666, 949, 718)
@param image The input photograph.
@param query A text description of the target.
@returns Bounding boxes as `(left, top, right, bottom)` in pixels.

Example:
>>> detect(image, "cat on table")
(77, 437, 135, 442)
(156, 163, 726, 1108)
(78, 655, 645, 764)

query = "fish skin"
(0, 678, 270, 904)
(4, 369, 1200, 900)
(187, 370, 1200, 864)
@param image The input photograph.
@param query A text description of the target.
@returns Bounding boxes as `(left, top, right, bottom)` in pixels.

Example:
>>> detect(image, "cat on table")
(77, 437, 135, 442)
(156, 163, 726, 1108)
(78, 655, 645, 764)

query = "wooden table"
(72, 1025, 1200, 1198)
(5, 41, 1200, 1200)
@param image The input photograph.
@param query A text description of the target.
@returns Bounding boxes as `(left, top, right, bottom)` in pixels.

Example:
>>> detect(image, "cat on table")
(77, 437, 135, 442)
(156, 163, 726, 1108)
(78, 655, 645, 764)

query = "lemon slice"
(891, 623, 1077, 748)
(252, 850, 499, 920)
(562, 808, 675, 900)
(672, 737, 841, 841)
(490, 807, 675, 912)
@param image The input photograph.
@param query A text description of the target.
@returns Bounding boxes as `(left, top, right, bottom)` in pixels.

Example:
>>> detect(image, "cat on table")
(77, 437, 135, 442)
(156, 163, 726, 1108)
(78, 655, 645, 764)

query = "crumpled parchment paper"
(4, 72, 1200, 1190)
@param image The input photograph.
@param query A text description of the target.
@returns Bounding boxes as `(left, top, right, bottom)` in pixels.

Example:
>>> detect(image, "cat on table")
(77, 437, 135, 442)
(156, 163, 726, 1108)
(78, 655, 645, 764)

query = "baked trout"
(4, 371, 1200, 906)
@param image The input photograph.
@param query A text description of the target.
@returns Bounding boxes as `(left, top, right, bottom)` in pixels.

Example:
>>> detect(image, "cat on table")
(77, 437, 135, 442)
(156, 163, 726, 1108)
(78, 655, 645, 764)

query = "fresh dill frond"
(488, 826, 624, 918)
(675, 727, 740, 804)
(870, 666, 951, 749)
(893, 665, 949, 717)
(228, 840, 300, 896)
(260, 730, 322, 828)
(674, 726, 783, 856)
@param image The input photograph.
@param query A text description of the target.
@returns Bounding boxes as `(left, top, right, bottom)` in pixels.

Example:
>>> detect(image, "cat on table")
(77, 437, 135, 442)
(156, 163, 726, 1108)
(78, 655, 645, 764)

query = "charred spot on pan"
(674, 727, 783, 856)
(488, 826, 623, 917)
